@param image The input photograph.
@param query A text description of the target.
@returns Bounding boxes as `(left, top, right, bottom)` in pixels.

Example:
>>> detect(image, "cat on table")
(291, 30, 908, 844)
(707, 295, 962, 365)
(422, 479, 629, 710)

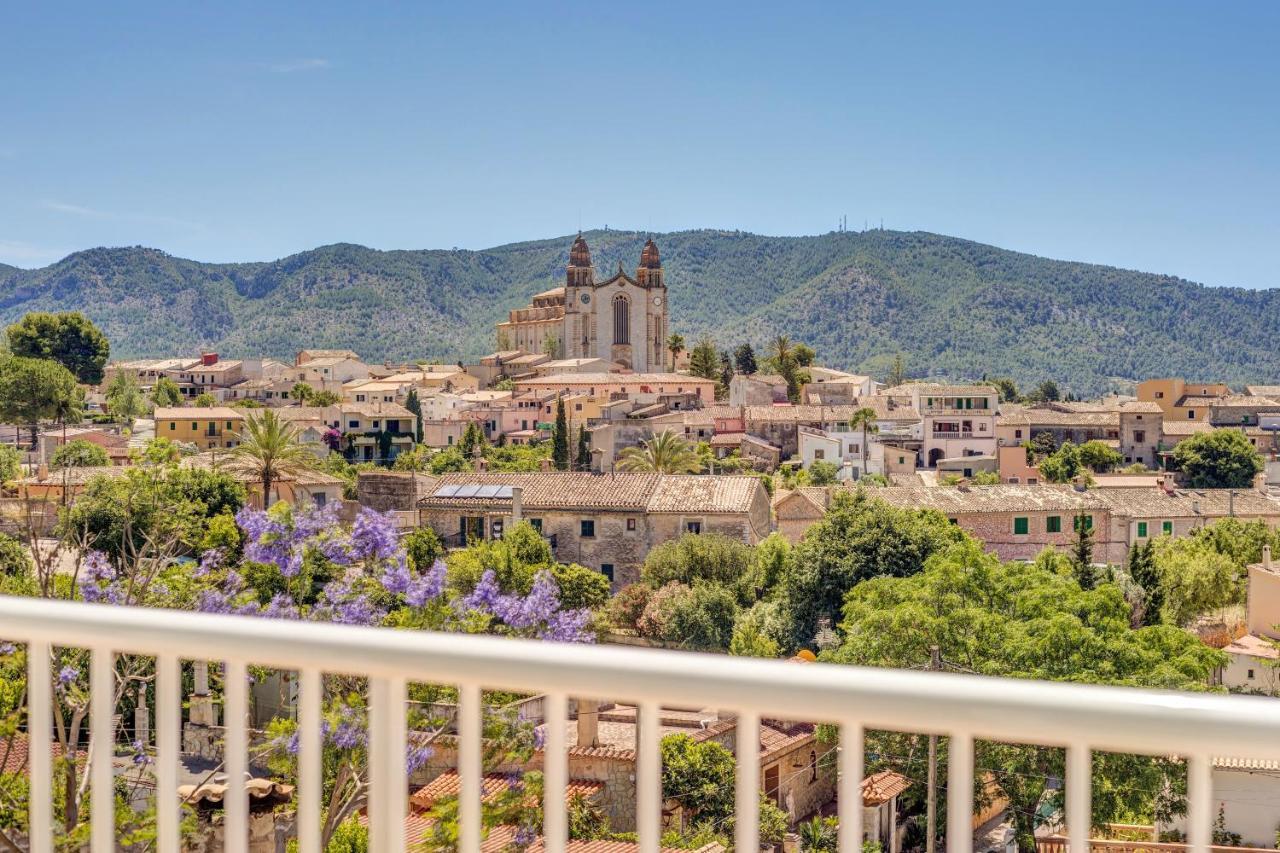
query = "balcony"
(1, 596, 1277, 853)
(932, 430, 975, 439)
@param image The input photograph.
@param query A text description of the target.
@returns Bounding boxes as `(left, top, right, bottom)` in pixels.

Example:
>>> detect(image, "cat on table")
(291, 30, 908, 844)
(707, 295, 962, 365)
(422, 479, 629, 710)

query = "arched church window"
(613, 295, 630, 345)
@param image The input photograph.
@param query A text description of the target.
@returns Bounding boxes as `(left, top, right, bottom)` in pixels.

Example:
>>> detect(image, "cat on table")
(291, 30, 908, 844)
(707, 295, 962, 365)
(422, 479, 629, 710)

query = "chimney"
(201, 352, 218, 366)
(540, 458, 552, 472)
(476, 458, 489, 472)
(1256, 471, 1269, 493)
(577, 699, 600, 748)
(1160, 472, 1176, 494)
(1264, 545, 1272, 571)
(511, 486, 523, 524)
(37, 463, 49, 482)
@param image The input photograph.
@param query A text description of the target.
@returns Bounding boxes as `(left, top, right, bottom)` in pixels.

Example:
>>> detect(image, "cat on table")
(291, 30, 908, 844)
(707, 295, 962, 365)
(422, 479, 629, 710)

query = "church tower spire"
(636, 237, 663, 288)
(567, 233, 594, 287)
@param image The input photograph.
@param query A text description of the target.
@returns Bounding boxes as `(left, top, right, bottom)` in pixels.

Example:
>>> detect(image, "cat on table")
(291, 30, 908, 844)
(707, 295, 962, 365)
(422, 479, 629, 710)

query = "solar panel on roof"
(432, 484, 461, 498)
(495, 485, 513, 499)
(475, 485, 502, 498)
(455, 484, 481, 498)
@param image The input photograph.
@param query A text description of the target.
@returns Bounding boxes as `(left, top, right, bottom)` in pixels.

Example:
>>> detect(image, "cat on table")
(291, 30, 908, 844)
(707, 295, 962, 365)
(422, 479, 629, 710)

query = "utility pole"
(926, 644, 941, 853)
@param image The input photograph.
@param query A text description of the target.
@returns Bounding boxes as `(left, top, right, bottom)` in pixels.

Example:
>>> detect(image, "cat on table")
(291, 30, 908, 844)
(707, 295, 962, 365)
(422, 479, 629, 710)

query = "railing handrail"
(1, 596, 1277, 761)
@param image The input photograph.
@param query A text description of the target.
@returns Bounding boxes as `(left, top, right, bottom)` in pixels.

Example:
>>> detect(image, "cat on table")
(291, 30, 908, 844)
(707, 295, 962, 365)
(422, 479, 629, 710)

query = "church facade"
(497, 235, 669, 372)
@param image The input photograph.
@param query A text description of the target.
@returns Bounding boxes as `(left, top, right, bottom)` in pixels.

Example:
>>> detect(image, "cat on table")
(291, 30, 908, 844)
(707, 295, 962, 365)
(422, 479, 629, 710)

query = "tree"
(832, 540, 1224, 847)
(1170, 429, 1264, 489)
(222, 410, 317, 506)
(617, 431, 700, 473)
(5, 311, 110, 384)
(150, 375, 183, 408)
(552, 398, 569, 470)
(290, 382, 316, 403)
(808, 460, 839, 485)
(103, 372, 147, 429)
(781, 490, 965, 649)
(1078, 440, 1123, 473)
(660, 734, 737, 824)
(688, 336, 719, 382)
(667, 333, 686, 371)
(0, 444, 21, 484)
(311, 390, 342, 406)
(459, 421, 486, 461)
(405, 388, 424, 443)
(0, 355, 83, 447)
(717, 352, 733, 398)
(989, 377, 1021, 403)
(50, 439, 109, 468)
(1126, 540, 1162, 627)
(1029, 380, 1061, 402)
(642, 533, 756, 591)
(193, 392, 217, 408)
(542, 334, 560, 358)
(1071, 513, 1098, 590)
(733, 343, 757, 375)
(763, 335, 811, 403)
(1027, 430, 1057, 460)
(847, 407, 879, 474)
(1039, 441, 1083, 483)
(793, 342, 816, 367)
(575, 426, 590, 471)
(887, 353, 907, 388)
(0, 532, 31, 576)
(1153, 537, 1241, 627)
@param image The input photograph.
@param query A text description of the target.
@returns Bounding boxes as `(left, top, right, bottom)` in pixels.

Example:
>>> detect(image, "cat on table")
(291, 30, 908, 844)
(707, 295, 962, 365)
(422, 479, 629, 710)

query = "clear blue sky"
(2, 2, 1278, 289)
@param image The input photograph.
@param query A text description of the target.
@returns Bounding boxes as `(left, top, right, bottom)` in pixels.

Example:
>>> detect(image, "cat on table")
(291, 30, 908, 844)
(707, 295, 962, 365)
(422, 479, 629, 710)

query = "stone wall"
(357, 471, 430, 511)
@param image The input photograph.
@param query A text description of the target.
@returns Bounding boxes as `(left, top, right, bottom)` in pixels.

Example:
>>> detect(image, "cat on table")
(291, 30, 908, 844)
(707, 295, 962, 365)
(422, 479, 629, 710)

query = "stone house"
(729, 374, 789, 406)
(515, 373, 716, 408)
(408, 472, 772, 588)
(882, 384, 999, 468)
(1136, 378, 1231, 423)
(39, 426, 131, 465)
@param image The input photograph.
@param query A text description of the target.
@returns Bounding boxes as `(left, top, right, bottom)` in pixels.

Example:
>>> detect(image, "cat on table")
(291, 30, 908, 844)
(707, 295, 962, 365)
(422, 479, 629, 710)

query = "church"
(497, 235, 669, 372)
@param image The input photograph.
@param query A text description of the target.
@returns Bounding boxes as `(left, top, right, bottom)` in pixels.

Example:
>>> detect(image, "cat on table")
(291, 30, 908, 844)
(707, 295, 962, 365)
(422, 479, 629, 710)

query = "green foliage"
(404, 388, 424, 443)
(762, 335, 812, 403)
(666, 333, 685, 371)
(552, 397, 569, 470)
(459, 421, 486, 460)
(150, 376, 183, 407)
(1078, 440, 1123, 473)
(970, 470, 1001, 485)
(733, 343, 757, 375)
(103, 372, 147, 428)
(1153, 537, 1243, 627)
(781, 489, 965, 650)
(688, 336, 719, 382)
(1027, 430, 1058, 460)
(660, 734, 737, 823)
(9, 232, 1280, 395)
(552, 563, 612, 610)
(575, 426, 590, 471)
(728, 621, 780, 658)
(50, 439, 110, 468)
(989, 377, 1020, 403)
(1039, 441, 1083, 483)
(641, 533, 755, 595)
(1071, 513, 1098, 590)
(1170, 429, 1264, 488)
(808, 459, 839, 485)
(0, 443, 22, 484)
(1029, 380, 1061, 402)
(618, 430, 700, 473)
(0, 354, 83, 444)
(403, 527, 444, 573)
(0, 533, 31, 576)
(192, 392, 217, 408)
(5, 311, 110, 384)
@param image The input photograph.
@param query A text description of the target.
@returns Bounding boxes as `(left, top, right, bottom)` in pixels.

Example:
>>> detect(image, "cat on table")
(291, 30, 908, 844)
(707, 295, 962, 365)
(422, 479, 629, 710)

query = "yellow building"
(153, 407, 246, 450)
(1136, 378, 1230, 422)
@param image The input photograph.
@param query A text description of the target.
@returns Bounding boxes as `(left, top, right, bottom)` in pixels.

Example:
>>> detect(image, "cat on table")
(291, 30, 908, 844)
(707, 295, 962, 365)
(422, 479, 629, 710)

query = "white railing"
(3, 596, 1279, 853)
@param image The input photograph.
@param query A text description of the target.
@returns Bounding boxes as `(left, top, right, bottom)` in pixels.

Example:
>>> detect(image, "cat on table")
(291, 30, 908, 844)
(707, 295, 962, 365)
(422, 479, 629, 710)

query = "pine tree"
(1128, 539, 1163, 625)
(459, 421, 486, 460)
(888, 353, 907, 387)
(576, 426, 591, 471)
(405, 388, 424, 443)
(1072, 513, 1097, 590)
(717, 353, 733, 399)
(552, 397, 569, 470)
(733, 343, 757, 375)
(688, 336, 719, 381)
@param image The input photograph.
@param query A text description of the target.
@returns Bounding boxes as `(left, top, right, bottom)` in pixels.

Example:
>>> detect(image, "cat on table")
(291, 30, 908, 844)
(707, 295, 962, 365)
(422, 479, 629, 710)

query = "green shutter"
(1162, 520, 1173, 535)
(1137, 522, 1148, 538)
(1046, 516, 1061, 533)
(1013, 517, 1029, 535)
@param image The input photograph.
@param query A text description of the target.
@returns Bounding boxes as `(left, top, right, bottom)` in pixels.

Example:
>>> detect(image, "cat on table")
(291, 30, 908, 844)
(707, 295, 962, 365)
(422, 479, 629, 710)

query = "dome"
(569, 234, 592, 267)
(639, 238, 661, 269)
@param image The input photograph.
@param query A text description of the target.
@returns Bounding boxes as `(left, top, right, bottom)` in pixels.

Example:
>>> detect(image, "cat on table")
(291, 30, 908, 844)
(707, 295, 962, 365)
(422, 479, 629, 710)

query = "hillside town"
(2, 235, 1280, 852)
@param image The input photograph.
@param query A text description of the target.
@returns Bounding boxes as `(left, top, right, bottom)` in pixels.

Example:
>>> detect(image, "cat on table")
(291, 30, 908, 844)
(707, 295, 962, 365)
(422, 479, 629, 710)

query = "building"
(1136, 378, 1231, 423)
(729, 374, 788, 406)
(153, 407, 246, 451)
(995, 400, 1163, 469)
(372, 471, 771, 588)
(882, 384, 999, 468)
(39, 426, 131, 466)
(515, 373, 715, 408)
(498, 236, 669, 372)
(746, 399, 922, 463)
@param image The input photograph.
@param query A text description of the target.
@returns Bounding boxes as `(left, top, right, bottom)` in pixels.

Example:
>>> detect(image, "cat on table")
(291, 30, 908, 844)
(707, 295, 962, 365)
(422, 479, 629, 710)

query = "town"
(2, 234, 1279, 852)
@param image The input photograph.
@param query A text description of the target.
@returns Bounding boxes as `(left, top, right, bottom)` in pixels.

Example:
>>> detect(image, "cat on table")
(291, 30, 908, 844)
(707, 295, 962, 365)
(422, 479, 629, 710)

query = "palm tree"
(222, 410, 317, 507)
(617, 430, 700, 473)
(847, 406, 878, 476)
(666, 333, 685, 371)
(768, 335, 794, 370)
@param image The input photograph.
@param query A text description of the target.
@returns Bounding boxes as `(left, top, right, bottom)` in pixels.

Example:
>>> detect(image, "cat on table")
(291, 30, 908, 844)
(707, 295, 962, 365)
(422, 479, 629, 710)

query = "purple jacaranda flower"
(262, 593, 299, 620)
(130, 739, 150, 767)
(494, 571, 560, 630)
(460, 570, 501, 614)
(532, 727, 546, 751)
(380, 557, 411, 596)
(56, 665, 77, 691)
(286, 729, 300, 756)
(350, 508, 399, 562)
(406, 742, 434, 774)
(330, 719, 366, 749)
(78, 551, 116, 603)
(194, 548, 224, 578)
(539, 609, 595, 644)
(513, 825, 536, 847)
(0, 642, 15, 656)
(406, 560, 447, 607)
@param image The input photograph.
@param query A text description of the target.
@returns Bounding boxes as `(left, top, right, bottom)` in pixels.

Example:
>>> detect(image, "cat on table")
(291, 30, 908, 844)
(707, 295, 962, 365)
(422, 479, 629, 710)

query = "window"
(348, 420, 359, 428)
(809, 750, 818, 783)
(575, 403, 582, 411)
(1162, 520, 1173, 535)
(898, 456, 905, 464)
(447, 435, 453, 445)
(460, 516, 484, 542)
(356, 394, 366, 402)
(528, 518, 542, 533)
(612, 296, 630, 345)
(169, 422, 176, 431)
(1248, 669, 1256, 680)
(491, 519, 504, 539)
(372, 420, 381, 429)
(1155, 391, 1164, 399)
(1046, 516, 1061, 533)
(813, 449, 825, 461)
(685, 520, 702, 535)
(1134, 430, 1145, 444)
(1187, 410, 1196, 419)
(601, 563, 615, 583)
(626, 518, 636, 532)
(1014, 429, 1023, 439)
(580, 520, 595, 538)
(313, 493, 327, 507)
(962, 468, 973, 478)
(1013, 517, 1029, 535)
(1137, 522, 1148, 538)
(1075, 515, 1094, 532)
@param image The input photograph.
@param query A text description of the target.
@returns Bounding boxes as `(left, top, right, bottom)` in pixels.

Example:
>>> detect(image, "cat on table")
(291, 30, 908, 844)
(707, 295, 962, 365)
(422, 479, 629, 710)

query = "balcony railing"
(1, 596, 1278, 853)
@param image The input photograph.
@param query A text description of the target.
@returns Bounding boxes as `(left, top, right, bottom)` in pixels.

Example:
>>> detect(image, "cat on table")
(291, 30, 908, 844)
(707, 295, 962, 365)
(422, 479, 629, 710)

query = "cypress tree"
(552, 397, 569, 470)
(576, 426, 591, 471)
(1072, 513, 1097, 590)
(405, 388, 424, 443)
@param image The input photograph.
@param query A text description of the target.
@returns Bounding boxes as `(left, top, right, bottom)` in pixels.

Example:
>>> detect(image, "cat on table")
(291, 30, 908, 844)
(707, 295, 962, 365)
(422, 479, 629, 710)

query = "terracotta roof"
(1159, 420, 1212, 437)
(178, 778, 295, 807)
(410, 770, 603, 812)
(1214, 756, 1280, 771)
(0, 735, 78, 776)
(744, 402, 919, 423)
(1211, 395, 1280, 409)
(341, 402, 414, 418)
(299, 349, 360, 360)
(1245, 386, 1280, 398)
(1222, 634, 1280, 661)
(998, 405, 1119, 429)
(518, 373, 715, 386)
(154, 407, 244, 420)
(1092, 487, 1280, 519)
(417, 472, 762, 514)
(882, 383, 998, 397)
(647, 476, 762, 514)
(867, 484, 1108, 514)
(16, 465, 129, 487)
(862, 770, 911, 805)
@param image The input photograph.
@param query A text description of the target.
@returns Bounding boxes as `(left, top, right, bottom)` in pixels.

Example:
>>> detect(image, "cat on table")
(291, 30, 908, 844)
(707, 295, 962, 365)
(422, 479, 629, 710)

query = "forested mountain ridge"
(2, 229, 1277, 396)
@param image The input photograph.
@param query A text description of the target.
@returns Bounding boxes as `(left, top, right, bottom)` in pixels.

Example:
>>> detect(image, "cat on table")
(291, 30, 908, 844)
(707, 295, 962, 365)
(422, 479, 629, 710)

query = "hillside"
(2, 230, 1278, 396)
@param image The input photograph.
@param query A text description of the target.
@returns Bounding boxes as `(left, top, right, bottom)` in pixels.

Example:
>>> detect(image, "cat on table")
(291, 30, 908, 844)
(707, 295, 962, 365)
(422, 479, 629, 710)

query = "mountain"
(2, 230, 1278, 396)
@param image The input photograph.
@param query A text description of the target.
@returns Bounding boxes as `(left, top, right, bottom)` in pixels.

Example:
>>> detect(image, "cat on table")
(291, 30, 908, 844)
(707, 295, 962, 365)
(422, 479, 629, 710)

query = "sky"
(1, 2, 1278, 289)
